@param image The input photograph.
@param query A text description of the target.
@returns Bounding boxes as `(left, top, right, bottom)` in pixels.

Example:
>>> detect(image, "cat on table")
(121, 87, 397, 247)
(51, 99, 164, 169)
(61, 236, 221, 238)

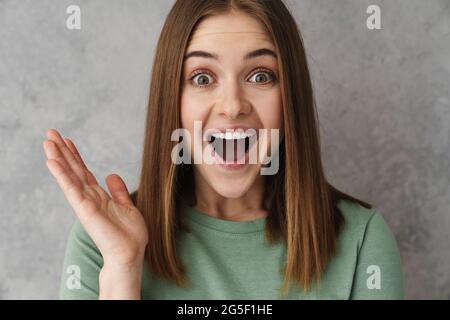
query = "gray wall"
(0, 0, 448, 299)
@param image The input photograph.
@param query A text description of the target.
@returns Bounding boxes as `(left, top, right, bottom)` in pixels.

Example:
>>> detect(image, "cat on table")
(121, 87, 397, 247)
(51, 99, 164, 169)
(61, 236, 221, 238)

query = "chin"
(211, 182, 251, 199)
(200, 164, 261, 199)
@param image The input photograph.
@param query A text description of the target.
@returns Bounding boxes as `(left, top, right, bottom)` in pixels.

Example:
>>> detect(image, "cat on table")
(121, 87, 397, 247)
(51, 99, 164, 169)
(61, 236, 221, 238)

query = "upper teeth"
(211, 131, 256, 140)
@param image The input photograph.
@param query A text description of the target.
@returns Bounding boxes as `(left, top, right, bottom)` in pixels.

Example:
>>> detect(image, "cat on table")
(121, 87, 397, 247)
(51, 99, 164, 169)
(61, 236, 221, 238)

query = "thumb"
(105, 174, 133, 206)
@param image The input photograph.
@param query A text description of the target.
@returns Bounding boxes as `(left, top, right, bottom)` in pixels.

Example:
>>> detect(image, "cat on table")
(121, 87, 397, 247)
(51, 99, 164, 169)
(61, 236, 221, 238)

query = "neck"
(190, 171, 268, 222)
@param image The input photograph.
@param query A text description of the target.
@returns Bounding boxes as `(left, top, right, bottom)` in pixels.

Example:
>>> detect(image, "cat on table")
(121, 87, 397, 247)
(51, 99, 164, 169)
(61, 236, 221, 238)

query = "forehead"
(187, 10, 274, 48)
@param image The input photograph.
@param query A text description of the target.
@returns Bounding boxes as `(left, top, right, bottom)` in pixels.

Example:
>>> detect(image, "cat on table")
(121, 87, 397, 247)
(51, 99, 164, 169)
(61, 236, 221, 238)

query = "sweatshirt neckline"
(180, 201, 266, 234)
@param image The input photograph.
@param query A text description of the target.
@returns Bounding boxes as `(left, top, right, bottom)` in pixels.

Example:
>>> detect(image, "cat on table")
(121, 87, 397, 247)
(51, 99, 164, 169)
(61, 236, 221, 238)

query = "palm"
(43, 129, 148, 265)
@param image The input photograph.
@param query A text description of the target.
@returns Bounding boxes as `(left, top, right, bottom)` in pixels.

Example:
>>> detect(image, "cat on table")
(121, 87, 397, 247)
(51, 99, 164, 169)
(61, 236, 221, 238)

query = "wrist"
(99, 259, 144, 300)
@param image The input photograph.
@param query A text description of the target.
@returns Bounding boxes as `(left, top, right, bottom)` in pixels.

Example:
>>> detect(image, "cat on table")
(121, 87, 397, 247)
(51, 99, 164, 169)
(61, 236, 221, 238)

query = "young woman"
(43, 0, 405, 299)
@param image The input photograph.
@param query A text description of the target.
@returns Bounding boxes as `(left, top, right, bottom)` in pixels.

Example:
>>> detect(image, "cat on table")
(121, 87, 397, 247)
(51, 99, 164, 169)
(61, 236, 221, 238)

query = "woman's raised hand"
(43, 129, 148, 267)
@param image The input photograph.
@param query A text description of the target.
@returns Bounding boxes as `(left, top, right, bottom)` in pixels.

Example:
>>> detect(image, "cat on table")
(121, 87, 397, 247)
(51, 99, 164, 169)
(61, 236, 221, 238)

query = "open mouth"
(207, 130, 258, 163)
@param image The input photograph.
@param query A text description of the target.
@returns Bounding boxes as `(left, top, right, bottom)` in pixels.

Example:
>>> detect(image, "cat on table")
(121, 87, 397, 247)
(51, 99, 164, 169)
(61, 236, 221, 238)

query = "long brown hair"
(130, 0, 372, 297)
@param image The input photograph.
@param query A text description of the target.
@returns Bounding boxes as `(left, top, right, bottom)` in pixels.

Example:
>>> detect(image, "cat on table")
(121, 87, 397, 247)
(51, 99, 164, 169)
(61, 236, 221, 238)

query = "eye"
(247, 68, 276, 85)
(189, 71, 214, 88)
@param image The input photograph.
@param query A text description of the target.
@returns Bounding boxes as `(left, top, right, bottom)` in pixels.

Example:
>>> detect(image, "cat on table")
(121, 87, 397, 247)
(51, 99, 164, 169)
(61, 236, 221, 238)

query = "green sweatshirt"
(59, 199, 405, 299)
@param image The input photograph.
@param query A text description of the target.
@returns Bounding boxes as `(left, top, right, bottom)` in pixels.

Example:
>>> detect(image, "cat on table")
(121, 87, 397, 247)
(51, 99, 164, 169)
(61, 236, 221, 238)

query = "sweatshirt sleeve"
(59, 219, 103, 299)
(350, 210, 405, 299)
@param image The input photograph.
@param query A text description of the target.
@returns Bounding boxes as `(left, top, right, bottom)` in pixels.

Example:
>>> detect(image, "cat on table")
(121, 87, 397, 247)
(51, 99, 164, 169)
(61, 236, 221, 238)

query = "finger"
(45, 158, 84, 209)
(43, 139, 83, 189)
(46, 129, 88, 184)
(63, 137, 99, 186)
(105, 174, 133, 207)
(46, 152, 108, 229)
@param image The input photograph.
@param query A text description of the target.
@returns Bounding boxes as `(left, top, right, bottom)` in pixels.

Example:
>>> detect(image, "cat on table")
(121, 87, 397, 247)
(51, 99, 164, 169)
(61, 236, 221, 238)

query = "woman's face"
(180, 10, 283, 200)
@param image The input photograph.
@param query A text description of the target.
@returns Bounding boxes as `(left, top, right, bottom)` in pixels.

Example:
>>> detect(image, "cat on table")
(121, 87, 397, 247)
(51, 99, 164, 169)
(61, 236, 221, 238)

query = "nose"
(216, 79, 251, 119)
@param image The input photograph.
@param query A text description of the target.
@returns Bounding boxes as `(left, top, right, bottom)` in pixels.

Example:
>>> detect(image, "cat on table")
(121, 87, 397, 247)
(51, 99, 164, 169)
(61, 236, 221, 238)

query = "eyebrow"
(183, 48, 277, 62)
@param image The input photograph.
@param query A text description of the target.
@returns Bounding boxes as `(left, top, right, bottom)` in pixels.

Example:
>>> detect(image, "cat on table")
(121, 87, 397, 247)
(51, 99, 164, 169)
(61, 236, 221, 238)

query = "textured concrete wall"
(0, 0, 448, 299)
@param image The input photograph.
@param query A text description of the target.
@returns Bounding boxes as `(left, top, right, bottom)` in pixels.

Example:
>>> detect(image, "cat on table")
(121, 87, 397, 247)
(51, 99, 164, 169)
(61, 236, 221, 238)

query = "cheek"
(252, 91, 283, 130)
(180, 92, 210, 130)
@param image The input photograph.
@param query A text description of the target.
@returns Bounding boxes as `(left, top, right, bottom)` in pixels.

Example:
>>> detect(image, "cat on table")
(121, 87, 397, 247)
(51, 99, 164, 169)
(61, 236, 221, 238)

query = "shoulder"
(67, 218, 98, 252)
(59, 219, 103, 299)
(62, 218, 103, 271)
(336, 199, 399, 255)
(336, 199, 405, 298)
